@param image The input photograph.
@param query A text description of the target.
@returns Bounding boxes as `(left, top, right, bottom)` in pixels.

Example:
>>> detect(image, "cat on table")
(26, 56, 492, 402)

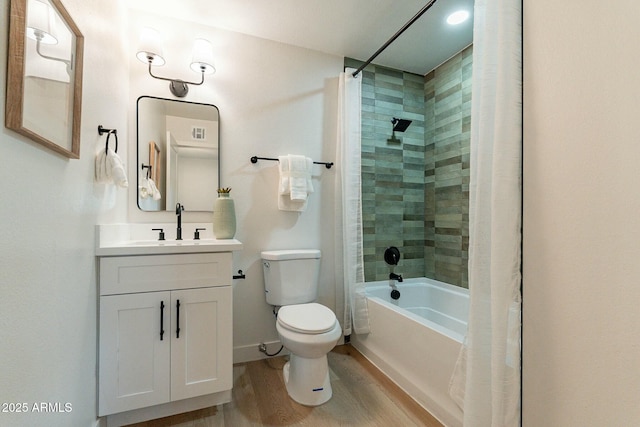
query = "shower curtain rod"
(351, 0, 439, 78)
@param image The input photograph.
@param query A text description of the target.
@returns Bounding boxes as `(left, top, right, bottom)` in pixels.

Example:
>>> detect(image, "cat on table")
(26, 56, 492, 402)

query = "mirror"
(136, 96, 220, 212)
(5, 0, 84, 158)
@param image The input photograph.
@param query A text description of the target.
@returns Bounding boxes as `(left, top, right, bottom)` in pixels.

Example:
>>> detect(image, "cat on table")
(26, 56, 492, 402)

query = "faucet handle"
(194, 228, 205, 240)
(151, 228, 165, 241)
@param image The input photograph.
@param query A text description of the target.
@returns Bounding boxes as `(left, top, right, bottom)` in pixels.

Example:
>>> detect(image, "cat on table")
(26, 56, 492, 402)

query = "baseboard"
(233, 340, 288, 364)
(104, 391, 231, 427)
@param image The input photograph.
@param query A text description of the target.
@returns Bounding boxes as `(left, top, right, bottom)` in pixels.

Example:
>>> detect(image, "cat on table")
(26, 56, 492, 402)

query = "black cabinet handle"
(160, 301, 165, 341)
(176, 299, 181, 339)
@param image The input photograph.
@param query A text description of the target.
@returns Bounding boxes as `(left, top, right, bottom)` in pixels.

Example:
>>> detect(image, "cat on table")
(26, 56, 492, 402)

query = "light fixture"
(26, 0, 57, 44)
(136, 27, 215, 98)
(26, 0, 73, 75)
(190, 39, 216, 74)
(446, 10, 470, 25)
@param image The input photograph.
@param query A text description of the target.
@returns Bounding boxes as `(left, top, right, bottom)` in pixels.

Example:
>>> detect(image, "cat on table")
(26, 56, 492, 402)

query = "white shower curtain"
(449, 0, 522, 426)
(335, 67, 369, 335)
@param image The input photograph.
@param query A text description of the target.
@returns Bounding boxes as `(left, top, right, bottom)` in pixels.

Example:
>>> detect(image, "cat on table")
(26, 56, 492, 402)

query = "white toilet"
(261, 249, 342, 406)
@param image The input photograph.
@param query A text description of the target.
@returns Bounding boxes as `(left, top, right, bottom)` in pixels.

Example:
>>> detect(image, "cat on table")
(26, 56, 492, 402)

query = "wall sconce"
(26, 0, 72, 74)
(136, 27, 216, 98)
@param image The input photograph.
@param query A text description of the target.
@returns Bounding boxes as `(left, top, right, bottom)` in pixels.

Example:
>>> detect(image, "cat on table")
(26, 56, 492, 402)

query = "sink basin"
(127, 239, 216, 246)
(96, 224, 242, 256)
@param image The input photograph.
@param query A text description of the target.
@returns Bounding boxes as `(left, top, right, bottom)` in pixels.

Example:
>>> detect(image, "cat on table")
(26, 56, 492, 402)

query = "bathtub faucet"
(388, 274, 402, 300)
(389, 272, 403, 283)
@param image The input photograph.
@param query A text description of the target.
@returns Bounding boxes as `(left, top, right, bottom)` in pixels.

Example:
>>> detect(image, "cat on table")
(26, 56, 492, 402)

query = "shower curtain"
(449, 0, 522, 426)
(335, 68, 369, 335)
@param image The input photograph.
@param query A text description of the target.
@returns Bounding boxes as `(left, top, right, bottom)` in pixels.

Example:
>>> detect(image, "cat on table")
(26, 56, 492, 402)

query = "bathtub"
(351, 277, 469, 427)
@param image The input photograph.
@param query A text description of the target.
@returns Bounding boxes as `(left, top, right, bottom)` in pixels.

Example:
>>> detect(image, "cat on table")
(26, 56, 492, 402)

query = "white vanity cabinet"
(97, 251, 235, 424)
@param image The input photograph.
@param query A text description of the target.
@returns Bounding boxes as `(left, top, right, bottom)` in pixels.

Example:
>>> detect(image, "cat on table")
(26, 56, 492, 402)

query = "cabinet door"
(99, 292, 171, 416)
(170, 286, 232, 401)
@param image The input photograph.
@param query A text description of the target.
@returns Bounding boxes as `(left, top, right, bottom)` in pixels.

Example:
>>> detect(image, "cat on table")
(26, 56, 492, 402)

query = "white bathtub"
(351, 277, 469, 427)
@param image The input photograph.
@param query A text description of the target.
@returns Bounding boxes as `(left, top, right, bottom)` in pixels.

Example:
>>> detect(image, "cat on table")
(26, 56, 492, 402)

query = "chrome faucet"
(175, 203, 184, 240)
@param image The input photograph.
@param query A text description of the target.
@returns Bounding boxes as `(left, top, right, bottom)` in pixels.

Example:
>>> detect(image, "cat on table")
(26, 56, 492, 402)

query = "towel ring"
(141, 164, 152, 179)
(105, 131, 118, 154)
(98, 125, 118, 154)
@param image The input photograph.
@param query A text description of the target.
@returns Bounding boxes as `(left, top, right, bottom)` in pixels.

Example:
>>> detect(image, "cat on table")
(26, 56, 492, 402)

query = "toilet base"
(282, 354, 332, 406)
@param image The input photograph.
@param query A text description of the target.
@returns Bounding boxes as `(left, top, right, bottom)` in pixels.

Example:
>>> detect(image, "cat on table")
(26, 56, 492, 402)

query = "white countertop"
(96, 223, 242, 256)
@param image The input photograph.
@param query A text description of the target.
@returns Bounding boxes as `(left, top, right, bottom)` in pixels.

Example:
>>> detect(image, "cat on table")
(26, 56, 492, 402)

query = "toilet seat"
(278, 303, 337, 334)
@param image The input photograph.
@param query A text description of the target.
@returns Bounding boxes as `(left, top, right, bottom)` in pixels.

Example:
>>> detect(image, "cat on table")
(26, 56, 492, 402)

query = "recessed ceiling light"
(446, 10, 469, 25)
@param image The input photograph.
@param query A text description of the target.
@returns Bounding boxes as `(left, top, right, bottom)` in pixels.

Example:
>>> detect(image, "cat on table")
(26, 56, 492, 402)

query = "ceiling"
(127, 0, 474, 76)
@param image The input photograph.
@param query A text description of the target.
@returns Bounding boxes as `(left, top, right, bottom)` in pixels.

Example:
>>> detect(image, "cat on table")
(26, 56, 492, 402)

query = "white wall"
(523, 0, 640, 425)
(12, 0, 640, 425)
(0, 0, 129, 426)
(1, 2, 342, 426)
(126, 10, 343, 363)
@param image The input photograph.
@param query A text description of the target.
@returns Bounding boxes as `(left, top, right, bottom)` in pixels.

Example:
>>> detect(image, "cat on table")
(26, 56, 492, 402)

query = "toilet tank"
(261, 249, 321, 306)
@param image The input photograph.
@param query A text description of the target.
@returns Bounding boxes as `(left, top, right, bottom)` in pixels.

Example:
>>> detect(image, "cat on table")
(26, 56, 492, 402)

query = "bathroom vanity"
(95, 224, 241, 426)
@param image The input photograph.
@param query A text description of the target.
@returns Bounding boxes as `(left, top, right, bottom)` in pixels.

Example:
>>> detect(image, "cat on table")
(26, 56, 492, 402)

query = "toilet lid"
(278, 303, 337, 334)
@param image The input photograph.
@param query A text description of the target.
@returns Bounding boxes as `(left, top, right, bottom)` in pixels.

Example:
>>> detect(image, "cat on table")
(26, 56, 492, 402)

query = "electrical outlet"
(259, 343, 267, 353)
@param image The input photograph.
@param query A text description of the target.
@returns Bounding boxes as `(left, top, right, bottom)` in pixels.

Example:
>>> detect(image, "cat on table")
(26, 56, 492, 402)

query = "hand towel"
(96, 148, 128, 188)
(278, 155, 291, 195)
(277, 155, 313, 212)
(106, 148, 128, 188)
(278, 155, 313, 197)
(139, 176, 152, 199)
(95, 150, 111, 183)
(278, 194, 308, 212)
(148, 178, 162, 200)
(288, 155, 313, 201)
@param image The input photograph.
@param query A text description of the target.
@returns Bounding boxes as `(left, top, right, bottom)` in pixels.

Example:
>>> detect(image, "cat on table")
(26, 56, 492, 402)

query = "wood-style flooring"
(125, 345, 443, 427)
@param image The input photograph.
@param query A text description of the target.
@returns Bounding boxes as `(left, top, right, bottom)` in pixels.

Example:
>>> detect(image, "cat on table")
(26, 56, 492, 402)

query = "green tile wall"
(346, 45, 471, 287)
(424, 46, 472, 288)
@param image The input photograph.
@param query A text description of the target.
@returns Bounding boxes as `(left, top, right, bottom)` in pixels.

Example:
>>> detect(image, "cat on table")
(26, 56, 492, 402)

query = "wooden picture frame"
(5, 0, 84, 159)
(149, 141, 161, 183)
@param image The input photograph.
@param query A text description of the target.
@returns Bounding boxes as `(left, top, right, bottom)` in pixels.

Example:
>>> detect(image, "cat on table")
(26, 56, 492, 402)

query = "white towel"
(139, 176, 161, 200)
(278, 155, 290, 195)
(139, 177, 151, 199)
(288, 156, 313, 200)
(95, 149, 128, 188)
(107, 149, 128, 188)
(95, 150, 108, 183)
(278, 155, 313, 197)
(148, 178, 162, 200)
(277, 155, 313, 212)
(278, 194, 308, 212)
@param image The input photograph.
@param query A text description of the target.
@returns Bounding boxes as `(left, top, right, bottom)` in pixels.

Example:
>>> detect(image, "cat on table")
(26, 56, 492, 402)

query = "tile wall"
(424, 46, 472, 288)
(346, 44, 471, 287)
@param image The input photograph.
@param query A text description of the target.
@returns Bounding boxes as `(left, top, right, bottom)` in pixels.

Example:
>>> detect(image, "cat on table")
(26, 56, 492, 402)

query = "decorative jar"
(213, 188, 236, 239)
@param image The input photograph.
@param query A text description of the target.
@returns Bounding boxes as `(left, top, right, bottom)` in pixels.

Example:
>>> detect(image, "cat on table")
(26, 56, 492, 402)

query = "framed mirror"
(137, 96, 220, 212)
(5, 0, 84, 159)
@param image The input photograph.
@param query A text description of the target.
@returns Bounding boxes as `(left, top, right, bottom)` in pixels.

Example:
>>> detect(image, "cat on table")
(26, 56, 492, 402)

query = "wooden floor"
(125, 345, 443, 427)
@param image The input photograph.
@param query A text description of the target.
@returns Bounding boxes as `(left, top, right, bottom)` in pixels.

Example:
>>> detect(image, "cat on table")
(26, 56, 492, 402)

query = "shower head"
(391, 118, 412, 132)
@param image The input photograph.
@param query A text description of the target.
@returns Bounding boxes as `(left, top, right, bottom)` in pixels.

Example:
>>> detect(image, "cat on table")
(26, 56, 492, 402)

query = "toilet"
(261, 249, 342, 406)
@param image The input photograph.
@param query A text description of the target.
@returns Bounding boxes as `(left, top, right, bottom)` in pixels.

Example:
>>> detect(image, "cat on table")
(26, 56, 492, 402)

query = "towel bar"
(250, 156, 333, 169)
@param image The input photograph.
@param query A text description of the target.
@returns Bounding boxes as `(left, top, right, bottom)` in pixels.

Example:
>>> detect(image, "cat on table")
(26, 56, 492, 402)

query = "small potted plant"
(217, 187, 232, 196)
